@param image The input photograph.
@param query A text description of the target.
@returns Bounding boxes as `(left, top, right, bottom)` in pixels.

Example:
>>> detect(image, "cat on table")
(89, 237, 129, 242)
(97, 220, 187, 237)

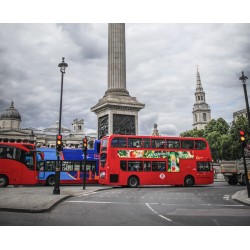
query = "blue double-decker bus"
(38, 140, 100, 186)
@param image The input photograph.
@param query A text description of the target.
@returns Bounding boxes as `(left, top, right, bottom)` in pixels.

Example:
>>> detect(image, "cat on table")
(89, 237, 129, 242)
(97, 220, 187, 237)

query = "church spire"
(195, 67, 206, 103)
(196, 66, 203, 92)
(192, 67, 211, 130)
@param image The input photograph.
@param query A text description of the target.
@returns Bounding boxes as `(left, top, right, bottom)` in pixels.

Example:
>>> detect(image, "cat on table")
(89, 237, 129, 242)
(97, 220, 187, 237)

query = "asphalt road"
(0, 182, 249, 226)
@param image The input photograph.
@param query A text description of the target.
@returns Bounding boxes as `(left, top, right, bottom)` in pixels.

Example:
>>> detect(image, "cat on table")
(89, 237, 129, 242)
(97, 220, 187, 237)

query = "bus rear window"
(111, 137, 127, 148)
(197, 162, 210, 172)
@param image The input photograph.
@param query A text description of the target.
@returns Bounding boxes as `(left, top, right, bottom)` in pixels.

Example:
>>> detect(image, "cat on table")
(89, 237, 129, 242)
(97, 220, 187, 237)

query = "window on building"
(203, 113, 207, 121)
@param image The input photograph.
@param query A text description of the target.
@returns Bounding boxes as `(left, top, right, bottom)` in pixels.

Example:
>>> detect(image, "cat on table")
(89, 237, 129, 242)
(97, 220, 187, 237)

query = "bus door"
(22, 153, 38, 184)
(38, 161, 46, 180)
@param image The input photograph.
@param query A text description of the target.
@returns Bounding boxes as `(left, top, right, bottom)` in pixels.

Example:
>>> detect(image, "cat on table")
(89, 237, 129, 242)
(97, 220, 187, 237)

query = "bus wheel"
(0, 175, 9, 188)
(46, 175, 56, 186)
(184, 176, 194, 187)
(128, 176, 139, 188)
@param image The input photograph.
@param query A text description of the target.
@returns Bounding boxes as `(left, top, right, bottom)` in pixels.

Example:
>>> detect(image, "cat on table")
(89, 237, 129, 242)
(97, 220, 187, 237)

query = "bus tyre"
(46, 175, 56, 186)
(128, 176, 139, 188)
(184, 176, 194, 187)
(0, 175, 9, 188)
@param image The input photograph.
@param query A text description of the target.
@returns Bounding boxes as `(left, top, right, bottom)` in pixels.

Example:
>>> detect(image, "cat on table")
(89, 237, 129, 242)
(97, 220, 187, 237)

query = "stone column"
(106, 23, 129, 95)
(91, 23, 145, 138)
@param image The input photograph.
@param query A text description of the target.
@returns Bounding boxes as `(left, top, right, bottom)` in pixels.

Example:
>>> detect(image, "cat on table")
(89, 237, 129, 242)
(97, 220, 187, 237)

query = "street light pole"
(239, 71, 250, 198)
(53, 57, 68, 195)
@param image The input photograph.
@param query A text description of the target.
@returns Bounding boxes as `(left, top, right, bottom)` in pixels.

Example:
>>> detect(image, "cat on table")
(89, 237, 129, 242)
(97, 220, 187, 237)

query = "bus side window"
(195, 140, 207, 150)
(128, 161, 142, 171)
(143, 138, 151, 148)
(25, 154, 35, 170)
(128, 138, 142, 148)
(62, 161, 73, 171)
(166, 140, 180, 149)
(144, 161, 151, 171)
(152, 139, 165, 148)
(152, 162, 166, 171)
(74, 161, 81, 171)
(120, 161, 127, 171)
(111, 137, 127, 148)
(46, 161, 56, 171)
(181, 140, 194, 149)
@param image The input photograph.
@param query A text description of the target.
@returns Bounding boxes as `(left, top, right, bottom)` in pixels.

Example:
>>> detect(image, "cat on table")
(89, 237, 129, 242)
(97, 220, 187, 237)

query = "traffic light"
(83, 137, 88, 152)
(56, 134, 63, 152)
(239, 129, 247, 148)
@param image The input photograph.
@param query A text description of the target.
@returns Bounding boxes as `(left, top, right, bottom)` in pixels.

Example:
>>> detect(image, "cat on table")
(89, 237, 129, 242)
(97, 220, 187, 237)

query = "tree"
(180, 129, 205, 138)
(180, 116, 250, 160)
(229, 115, 249, 159)
(204, 118, 230, 137)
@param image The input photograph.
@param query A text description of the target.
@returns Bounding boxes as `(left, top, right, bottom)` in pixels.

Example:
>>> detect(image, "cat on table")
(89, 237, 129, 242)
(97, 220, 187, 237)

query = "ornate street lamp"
(239, 71, 250, 198)
(53, 57, 68, 195)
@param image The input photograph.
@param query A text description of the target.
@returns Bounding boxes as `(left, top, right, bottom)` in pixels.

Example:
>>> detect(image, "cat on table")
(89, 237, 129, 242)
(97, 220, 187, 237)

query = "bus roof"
(103, 134, 207, 141)
(0, 142, 32, 152)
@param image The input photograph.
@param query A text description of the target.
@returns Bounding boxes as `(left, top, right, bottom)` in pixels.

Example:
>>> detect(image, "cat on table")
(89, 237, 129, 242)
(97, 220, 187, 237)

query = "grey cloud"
(0, 23, 250, 135)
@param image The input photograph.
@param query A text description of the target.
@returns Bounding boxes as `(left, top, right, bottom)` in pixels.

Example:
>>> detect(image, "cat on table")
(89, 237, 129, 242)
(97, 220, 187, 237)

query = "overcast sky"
(0, 23, 250, 136)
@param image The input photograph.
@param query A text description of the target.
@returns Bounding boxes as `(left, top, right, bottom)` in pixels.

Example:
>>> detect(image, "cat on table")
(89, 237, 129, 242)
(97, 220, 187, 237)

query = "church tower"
(91, 23, 145, 139)
(192, 67, 211, 130)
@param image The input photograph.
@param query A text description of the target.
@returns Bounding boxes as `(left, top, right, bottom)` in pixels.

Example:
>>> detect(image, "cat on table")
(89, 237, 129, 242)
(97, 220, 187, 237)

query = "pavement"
(0, 185, 111, 213)
(0, 175, 249, 213)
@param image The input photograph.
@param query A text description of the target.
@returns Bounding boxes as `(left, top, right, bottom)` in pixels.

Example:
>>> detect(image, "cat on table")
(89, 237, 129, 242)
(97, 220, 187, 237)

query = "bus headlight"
(100, 172, 106, 179)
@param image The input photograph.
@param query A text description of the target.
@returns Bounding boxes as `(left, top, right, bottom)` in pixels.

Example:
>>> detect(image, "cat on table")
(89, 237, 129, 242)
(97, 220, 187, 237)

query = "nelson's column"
(91, 23, 145, 139)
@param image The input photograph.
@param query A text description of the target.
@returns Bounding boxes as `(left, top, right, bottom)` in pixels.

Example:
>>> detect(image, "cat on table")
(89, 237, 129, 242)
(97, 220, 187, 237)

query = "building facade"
(192, 68, 211, 130)
(0, 101, 96, 148)
(233, 108, 248, 122)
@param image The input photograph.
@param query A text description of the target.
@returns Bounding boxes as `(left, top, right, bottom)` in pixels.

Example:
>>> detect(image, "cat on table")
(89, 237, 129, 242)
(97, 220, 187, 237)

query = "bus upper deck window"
(166, 140, 180, 149)
(128, 138, 142, 148)
(195, 140, 207, 150)
(143, 138, 151, 148)
(181, 140, 194, 149)
(111, 138, 127, 148)
(152, 139, 165, 148)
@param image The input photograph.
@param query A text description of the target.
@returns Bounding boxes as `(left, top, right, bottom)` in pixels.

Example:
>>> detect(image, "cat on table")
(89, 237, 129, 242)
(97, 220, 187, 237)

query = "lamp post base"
(53, 188, 60, 195)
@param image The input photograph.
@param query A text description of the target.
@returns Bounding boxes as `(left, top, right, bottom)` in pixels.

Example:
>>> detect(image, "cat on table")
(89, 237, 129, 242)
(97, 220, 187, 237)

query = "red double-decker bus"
(0, 142, 43, 187)
(99, 134, 214, 187)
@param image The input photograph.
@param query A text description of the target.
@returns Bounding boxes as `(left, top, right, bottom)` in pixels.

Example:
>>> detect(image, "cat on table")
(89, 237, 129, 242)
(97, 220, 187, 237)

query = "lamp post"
(53, 57, 68, 195)
(239, 71, 250, 198)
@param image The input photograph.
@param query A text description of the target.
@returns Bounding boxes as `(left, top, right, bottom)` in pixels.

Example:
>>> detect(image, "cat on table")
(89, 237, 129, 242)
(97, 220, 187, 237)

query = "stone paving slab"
(0, 185, 110, 213)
